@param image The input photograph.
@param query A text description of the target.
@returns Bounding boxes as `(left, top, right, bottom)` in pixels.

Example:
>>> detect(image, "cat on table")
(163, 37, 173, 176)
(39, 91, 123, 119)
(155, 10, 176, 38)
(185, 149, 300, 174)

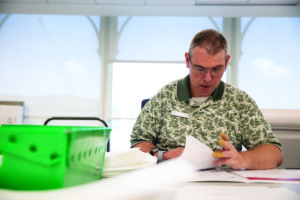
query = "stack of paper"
(102, 148, 157, 177)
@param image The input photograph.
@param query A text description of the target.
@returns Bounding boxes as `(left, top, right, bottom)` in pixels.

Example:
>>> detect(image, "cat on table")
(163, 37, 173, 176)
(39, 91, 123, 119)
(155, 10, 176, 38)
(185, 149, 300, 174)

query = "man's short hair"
(189, 29, 228, 59)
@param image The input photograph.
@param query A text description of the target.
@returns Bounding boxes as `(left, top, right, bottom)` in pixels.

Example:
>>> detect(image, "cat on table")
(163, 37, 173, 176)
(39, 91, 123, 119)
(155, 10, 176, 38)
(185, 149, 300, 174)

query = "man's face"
(185, 46, 230, 97)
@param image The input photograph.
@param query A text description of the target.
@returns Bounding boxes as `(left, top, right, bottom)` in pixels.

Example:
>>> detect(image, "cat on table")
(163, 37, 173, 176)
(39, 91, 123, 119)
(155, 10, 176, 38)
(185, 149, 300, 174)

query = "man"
(130, 29, 282, 170)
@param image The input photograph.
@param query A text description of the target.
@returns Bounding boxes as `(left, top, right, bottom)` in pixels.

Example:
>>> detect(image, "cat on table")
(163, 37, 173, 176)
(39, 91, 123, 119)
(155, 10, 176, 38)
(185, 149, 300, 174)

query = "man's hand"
(212, 133, 247, 169)
(132, 142, 154, 153)
(212, 133, 283, 170)
(132, 142, 185, 162)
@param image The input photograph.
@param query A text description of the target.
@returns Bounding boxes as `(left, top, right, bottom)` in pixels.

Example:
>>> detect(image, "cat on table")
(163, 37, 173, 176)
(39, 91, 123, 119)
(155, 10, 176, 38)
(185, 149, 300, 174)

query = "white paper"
(182, 169, 249, 183)
(232, 169, 300, 182)
(179, 135, 215, 170)
(174, 185, 300, 200)
(102, 148, 157, 177)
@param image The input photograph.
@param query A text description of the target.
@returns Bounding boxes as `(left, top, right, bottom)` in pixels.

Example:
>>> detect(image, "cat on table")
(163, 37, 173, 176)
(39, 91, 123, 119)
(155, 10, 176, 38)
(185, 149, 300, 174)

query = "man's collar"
(177, 75, 225, 102)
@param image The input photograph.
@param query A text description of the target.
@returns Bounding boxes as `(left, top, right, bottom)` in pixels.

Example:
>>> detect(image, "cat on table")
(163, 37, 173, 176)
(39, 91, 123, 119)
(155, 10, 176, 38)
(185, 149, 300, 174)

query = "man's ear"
(185, 52, 190, 68)
(225, 54, 231, 70)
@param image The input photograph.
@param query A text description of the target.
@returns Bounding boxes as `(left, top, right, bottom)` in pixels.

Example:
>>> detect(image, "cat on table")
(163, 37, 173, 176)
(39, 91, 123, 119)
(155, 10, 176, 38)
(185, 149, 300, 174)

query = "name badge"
(172, 111, 189, 118)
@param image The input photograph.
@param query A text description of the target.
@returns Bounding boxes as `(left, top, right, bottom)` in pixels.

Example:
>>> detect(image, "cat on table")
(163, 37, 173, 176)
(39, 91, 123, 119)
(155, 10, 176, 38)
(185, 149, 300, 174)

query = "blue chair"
(141, 98, 150, 109)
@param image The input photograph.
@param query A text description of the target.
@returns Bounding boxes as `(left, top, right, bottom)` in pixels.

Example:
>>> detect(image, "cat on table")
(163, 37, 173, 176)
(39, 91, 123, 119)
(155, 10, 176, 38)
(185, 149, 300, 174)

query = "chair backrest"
(141, 99, 150, 109)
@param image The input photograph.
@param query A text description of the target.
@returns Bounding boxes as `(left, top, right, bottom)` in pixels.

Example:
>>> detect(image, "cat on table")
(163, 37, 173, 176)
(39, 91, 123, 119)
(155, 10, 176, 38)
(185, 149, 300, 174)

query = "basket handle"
(43, 116, 110, 152)
(43, 117, 108, 127)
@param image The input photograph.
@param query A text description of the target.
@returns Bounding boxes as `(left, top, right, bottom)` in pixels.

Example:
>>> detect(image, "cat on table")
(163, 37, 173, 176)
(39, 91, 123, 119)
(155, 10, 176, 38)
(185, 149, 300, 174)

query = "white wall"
(262, 109, 300, 169)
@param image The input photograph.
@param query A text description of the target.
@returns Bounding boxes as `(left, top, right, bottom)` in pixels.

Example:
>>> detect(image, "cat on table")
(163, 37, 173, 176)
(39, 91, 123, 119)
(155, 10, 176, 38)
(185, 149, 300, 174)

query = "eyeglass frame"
(188, 53, 226, 77)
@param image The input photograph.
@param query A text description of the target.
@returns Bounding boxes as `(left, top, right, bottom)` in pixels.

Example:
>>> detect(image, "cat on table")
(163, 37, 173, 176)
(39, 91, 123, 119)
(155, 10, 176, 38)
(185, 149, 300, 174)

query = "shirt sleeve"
(130, 95, 162, 147)
(238, 91, 282, 151)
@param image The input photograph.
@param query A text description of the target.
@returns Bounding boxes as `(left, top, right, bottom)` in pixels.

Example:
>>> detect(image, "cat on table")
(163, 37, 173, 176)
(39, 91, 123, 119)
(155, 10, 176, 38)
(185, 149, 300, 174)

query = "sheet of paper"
(174, 185, 300, 200)
(179, 135, 215, 170)
(232, 169, 300, 182)
(182, 169, 249, 183)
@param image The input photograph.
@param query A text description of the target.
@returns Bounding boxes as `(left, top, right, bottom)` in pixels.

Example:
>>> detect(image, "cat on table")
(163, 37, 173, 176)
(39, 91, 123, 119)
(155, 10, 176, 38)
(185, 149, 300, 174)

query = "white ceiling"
(0, 0, 299, 5)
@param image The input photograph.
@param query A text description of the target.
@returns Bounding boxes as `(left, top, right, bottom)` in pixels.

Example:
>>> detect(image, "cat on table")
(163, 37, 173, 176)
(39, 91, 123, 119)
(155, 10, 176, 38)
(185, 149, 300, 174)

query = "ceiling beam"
(0, 3, 300, 17)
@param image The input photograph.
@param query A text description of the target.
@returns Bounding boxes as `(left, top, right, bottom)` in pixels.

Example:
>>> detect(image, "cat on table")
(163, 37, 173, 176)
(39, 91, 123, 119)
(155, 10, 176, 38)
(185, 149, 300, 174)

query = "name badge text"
(172, 111, 189, 118)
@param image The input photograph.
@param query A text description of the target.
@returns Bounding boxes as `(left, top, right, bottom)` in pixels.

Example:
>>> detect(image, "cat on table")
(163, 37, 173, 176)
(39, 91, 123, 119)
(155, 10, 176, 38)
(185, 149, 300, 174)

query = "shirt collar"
(177, 75, 225, 102)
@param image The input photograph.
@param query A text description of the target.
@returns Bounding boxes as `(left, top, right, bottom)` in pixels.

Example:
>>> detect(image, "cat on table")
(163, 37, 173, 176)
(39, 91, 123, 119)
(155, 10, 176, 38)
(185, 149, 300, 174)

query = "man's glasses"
(189, 55, 225, 77)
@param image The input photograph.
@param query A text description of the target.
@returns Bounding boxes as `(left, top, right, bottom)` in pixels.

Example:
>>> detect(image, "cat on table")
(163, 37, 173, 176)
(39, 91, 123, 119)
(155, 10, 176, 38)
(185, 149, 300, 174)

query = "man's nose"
(203, 70, 212, 81)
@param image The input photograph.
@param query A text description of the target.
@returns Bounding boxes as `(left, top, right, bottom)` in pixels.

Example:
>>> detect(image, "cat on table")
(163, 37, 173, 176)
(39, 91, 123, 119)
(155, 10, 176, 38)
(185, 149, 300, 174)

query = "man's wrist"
(150, 146, 159, 156)
(150, 147, 166, 163)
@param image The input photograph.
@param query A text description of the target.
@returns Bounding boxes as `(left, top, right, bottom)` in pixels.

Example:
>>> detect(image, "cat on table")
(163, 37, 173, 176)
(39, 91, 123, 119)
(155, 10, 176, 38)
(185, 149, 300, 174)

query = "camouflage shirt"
(130, 75, 281, 152)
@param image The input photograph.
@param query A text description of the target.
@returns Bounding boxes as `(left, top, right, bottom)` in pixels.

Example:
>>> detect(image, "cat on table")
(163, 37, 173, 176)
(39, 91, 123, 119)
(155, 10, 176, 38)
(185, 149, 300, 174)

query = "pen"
(199, 167, 217, 171)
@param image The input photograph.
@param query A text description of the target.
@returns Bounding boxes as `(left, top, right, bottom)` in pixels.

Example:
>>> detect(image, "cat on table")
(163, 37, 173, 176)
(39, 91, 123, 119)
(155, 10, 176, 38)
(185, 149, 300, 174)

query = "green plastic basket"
(0, 124, 111, 190)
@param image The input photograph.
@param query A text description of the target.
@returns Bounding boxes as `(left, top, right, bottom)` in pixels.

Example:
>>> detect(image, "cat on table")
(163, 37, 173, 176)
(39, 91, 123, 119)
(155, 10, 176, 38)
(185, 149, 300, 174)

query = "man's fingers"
(212, 133, 232, 158)
(212, 152, 223, 158)
(221, 132, 229, 141)
(219, 133, 233, 150)
(219, 139, 227, 147)
(212, 151, 231, 158)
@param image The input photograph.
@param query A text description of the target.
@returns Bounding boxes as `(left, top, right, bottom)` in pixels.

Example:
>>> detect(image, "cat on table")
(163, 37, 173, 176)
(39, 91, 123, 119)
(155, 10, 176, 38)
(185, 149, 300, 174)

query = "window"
(0, 14, 102, 124)
(239, 17, 300, 109)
